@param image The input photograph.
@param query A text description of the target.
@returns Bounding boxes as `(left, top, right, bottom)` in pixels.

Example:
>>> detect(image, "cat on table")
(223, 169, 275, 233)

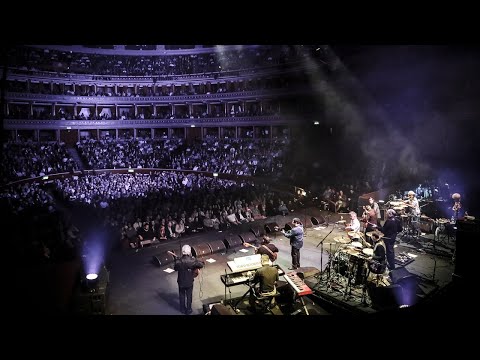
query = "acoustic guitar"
(167, 251, 200, 277)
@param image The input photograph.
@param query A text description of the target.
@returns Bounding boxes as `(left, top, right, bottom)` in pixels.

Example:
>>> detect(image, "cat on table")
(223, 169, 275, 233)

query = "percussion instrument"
(337, 220, 346, 224)
(390, 201, 404, 206)
(333, 236, 350, 244)
(437, 218, 449, 224)
(362, 248, 373, 256)
(350, 241, 363, 249)
(393, 206, 406, 211)
(365, 231, 375, 238)
(348, 231, 362, 239)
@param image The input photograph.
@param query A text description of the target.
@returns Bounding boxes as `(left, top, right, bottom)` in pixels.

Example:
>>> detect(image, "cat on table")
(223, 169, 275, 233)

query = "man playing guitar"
(243, 235, 279, 262)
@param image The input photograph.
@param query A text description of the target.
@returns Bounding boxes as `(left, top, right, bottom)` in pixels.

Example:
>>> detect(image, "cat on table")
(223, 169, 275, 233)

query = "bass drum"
(332, 250, 350, 277)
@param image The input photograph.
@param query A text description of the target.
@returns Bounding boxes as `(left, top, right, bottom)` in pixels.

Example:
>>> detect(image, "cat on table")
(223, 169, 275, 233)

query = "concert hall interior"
(2, 44, 479, 317)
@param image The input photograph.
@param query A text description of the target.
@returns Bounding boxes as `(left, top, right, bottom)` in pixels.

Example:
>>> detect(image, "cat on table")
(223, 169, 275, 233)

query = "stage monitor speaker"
(239, 232, 256, 244)
(152, 251, 176, 267)
(191, 243, 212, 258)
(368, 283, 404, 311)
(250, 226, 265, 237)
(264, 222, 279, 234)
(211, 303, 236, 315)
(454, 219, 479, 279)
(208, 240, 227, 254)
(223, 234, 243, 249)
(310, 216, 325, 226)
(389, 267, 416, 286)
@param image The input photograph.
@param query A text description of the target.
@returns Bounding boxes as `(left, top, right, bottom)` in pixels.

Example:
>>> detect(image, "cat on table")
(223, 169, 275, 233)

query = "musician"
(335, 190, 347, 213)
(405, 190, 421, 235)
(382, 209, 400, 270)
(173, 244, 204, 315)
(368, 197, 381, 221)
(255, 235, 279, 262)
(280, 217, 304, 270)
(345, 211, 361, 233)
(368, 230, 387, 276)
(362, 205, 379, 236)
(452, 193, 463, 220)
(248, 254, 279, 312)
(405, 191, 421, 218)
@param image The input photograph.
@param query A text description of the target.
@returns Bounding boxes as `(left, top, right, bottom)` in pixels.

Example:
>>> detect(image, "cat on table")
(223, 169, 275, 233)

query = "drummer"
(345, 211, 361, 233)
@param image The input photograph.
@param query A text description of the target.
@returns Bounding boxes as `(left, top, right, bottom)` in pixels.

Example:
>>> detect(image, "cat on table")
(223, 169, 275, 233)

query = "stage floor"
(103, 208, 459, 316)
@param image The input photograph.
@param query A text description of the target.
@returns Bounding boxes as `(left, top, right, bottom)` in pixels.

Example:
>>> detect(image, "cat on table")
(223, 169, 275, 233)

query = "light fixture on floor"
(85, 273, 99, 293)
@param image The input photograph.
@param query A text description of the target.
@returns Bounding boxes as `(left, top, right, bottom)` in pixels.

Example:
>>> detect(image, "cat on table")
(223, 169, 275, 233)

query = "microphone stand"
(316, 223, 335, 248)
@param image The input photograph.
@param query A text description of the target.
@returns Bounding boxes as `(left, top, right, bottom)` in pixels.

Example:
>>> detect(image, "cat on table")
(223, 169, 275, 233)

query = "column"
(153, 104, 157, 118)
(133, 128, 137, 139)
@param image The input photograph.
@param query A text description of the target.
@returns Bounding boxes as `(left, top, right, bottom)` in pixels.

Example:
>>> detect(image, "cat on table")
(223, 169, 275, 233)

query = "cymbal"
(390, 201, 404, 206)
(333, 236, 351, 244)
(336, 220, 346, 224)
(365, 231, 375, 237)
(348, 231, 363, 239)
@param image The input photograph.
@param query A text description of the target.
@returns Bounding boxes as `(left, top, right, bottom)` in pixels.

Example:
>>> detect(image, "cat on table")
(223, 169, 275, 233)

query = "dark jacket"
(174, 255, 204, 288)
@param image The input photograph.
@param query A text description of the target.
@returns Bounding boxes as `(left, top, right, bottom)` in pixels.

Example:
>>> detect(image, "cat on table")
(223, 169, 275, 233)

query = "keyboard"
(221, 265, 285, 287)
(284, 271, 313, 296)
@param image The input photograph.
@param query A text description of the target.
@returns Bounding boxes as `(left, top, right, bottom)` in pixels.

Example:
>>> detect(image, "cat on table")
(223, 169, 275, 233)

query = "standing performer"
(172, 244, 204, 315)
(279, 217, 304, 270)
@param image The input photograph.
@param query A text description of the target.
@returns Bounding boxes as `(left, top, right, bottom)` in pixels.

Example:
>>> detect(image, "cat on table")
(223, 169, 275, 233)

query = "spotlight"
(85, 273, 99, 292)
(213, 172, 219, 177)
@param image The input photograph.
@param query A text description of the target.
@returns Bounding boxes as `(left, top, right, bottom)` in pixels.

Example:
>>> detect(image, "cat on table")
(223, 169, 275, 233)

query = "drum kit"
(324, 230, 375, 296)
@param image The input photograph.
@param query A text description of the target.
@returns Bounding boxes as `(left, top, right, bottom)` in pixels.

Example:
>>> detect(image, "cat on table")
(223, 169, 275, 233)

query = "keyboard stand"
(232, 283, 255, 313)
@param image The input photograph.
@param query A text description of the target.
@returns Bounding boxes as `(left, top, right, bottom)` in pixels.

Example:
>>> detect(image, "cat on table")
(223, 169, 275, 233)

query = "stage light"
(213, 172, 219, 177)
(128, 168, 134, 173)
(314, 121, 320, 125)
(42, 176, 49, 180)
(85, 273, 99, 292)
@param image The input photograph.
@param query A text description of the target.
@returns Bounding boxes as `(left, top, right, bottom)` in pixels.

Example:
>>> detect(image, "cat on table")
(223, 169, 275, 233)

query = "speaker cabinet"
(211, 303, 236, 315)
(283, 222, 293, 231)
(223, 234, 243, 249)
(208, 240, 227, 254)
(454, 219, 479, 280)
(368, 283, 404, 311)
(239, 232, 256, 244)
(152, 251, 176, 267)
(390, 267, 416, 285)
(389, 267, 418, 306)
(250, 226, 265, 237)
(191, 243, 212, 258)
(264, 222, 279, 234)
(310, 216, 325, 226)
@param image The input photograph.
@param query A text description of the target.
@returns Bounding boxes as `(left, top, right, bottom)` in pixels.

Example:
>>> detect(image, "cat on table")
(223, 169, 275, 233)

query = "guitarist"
(243, 235, 279, 262)
(171, 244, 204, 315)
